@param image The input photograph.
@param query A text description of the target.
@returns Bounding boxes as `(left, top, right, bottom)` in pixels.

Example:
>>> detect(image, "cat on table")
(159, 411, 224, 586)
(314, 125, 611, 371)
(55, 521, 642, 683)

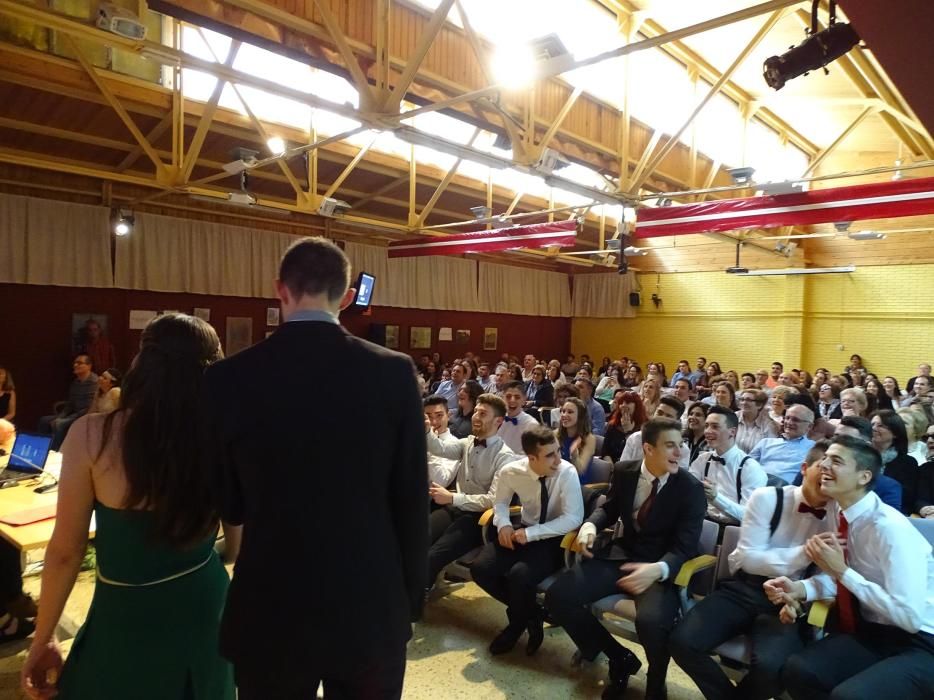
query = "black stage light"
(763, 0, 860, 90)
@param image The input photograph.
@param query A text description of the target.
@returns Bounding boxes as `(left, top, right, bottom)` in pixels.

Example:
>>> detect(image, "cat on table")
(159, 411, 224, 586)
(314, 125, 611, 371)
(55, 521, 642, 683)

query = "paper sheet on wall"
(439, 327, 453, 341)
(129, 310, 158, 330)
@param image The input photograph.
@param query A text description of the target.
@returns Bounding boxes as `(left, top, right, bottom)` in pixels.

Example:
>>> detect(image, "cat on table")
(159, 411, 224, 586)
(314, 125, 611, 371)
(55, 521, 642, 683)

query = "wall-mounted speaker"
(629, 292, 641, 307)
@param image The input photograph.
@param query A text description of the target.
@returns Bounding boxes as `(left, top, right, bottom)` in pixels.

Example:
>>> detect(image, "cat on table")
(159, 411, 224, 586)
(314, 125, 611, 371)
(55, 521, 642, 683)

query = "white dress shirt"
(426, 431, 518, 512)
(620, 431, 689, 470)
(427, 429, 459, 487)
(496, 410, 538, 455)
(492, 458, 584, 542)
(689, 444, 768, 523)
(728, 485, 833, 578)
(908, 440, 927, 466)
(802, 491, 934, 635)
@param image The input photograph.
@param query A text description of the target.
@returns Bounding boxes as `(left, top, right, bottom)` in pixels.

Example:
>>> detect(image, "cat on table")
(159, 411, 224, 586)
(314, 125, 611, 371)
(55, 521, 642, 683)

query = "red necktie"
(835, 513, 858, 634)
(637, 478, 659, 529)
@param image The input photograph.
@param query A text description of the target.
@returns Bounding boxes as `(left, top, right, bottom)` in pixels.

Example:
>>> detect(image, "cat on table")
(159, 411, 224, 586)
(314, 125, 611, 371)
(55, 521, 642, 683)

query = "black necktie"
(539, 476, 549, 525)
(475, 439, 487, 448)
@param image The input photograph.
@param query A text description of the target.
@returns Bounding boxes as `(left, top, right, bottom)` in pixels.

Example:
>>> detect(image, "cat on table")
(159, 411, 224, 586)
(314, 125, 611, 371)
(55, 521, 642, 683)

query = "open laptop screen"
(8, 433, 51, 473)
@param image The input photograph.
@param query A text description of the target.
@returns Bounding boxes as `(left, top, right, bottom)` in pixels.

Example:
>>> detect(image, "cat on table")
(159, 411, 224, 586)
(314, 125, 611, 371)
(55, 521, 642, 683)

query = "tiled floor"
(0, 573, 708, 699)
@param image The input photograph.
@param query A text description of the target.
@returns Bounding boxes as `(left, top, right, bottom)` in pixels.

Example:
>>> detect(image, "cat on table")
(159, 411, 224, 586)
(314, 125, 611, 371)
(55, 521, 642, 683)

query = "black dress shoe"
(601, 652, 642, 700)
(489, 624, 524, 655)
(526, 615, 544, 656)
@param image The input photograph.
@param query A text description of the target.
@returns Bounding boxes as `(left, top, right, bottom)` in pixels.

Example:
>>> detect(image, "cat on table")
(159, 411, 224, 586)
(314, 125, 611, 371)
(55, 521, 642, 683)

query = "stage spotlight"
(763, 1, 860, 90)
(112, 209, 134, 236)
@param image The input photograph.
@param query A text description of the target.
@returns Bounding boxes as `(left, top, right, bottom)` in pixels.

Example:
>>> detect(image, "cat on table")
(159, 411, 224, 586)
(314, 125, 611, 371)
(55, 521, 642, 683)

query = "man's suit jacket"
(586, 460, 706, 581)
(524, 379, 555, 408)
(202, 321, 427, 674)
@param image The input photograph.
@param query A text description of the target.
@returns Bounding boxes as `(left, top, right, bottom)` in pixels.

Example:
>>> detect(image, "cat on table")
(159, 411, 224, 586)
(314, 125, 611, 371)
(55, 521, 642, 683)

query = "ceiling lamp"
(848, 230, 886, 240)
(731, 266, 856, 276)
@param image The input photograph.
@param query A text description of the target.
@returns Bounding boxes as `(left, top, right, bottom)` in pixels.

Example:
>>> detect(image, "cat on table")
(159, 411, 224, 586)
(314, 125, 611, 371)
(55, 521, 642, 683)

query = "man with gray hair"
(749, 404, 816, 484)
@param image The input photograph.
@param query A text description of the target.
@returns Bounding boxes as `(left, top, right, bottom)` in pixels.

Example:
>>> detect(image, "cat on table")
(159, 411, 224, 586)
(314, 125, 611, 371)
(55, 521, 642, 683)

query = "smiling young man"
(544, 418, 706, 700)
(471, 426, 584, 657)
(765, 435, 934, 699)
(672, 441, 835, 700)
(689, 405, 767, 524)
(425, 393, 518, 588)
(496, 381, 538, 455)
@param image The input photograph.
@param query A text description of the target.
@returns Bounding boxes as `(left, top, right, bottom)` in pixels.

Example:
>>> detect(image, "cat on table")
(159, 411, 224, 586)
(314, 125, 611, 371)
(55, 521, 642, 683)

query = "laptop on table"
(0, 433, 51, 486)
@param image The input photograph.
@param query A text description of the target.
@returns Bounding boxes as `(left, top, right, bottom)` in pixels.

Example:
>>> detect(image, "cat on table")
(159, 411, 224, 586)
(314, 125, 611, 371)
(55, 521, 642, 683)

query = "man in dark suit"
(545, 417, 706, 700)
(203, 237, 427, 700)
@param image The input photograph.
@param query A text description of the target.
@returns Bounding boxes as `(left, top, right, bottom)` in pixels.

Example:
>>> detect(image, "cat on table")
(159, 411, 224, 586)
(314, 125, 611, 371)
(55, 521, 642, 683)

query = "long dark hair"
(99, 314, 222, 547)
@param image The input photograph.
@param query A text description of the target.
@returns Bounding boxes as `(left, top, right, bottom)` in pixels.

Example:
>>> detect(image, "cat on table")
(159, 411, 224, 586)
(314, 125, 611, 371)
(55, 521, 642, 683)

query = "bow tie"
(475, 439, 488, 448)
(797, 502, 827, 519)
(503, 416, 519, 425)
(709, 455, 726, 464)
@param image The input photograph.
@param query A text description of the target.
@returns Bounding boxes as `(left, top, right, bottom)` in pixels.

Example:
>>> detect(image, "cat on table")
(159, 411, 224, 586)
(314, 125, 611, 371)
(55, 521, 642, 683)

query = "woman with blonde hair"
(639, 377, 661, 417)
(768, 386, 795, 428)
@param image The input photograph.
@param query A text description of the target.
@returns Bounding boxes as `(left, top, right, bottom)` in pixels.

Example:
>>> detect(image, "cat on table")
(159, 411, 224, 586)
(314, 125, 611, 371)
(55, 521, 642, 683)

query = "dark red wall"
(0, 283, 569, 428)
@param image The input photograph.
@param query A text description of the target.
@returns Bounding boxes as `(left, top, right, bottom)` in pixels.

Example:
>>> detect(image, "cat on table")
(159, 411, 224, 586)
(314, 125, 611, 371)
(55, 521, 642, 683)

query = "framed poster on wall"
(410, 326, 431, 350)
(385, 325, 399, 349)
(226, 317, 253, 356)
(483, 327, 498, 351)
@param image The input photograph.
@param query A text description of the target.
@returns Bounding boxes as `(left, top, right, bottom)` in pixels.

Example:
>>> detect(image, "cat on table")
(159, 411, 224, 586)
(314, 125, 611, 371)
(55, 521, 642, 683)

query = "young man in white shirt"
(671, 441, 834, 700)
(766, 435, 934, 699)
(689, 405, 768, 525)
(620, 397, 685, 465)
(425, 394, 517, 588)
(471, 426, 584, 656)
(476, 362, 494, 392)
(496, 381, 538, 455)
(424, 395, 458, 491)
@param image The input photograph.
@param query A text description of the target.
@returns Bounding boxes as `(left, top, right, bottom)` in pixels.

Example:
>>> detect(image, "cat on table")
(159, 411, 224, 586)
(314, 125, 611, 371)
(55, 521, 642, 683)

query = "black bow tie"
(475, 439, 488, 448)
(797, 502, 827, 519)
(709, 455, 726, 464)
(503, 416, 519, 425)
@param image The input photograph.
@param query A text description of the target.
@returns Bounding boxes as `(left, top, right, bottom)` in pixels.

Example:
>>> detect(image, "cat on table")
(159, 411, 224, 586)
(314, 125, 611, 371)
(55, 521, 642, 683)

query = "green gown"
(57, 503, 235, 699)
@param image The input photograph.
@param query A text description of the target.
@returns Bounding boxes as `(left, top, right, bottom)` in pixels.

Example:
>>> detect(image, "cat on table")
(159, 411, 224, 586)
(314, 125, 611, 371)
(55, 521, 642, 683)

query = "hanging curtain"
(478, 261, 571, 317)
(572, 271, 636, 318)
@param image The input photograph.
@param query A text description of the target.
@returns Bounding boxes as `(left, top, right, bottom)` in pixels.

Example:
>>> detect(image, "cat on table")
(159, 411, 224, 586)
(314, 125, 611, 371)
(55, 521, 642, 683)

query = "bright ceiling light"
(491, 44, 536, 90)
(266, 136, 286, 155)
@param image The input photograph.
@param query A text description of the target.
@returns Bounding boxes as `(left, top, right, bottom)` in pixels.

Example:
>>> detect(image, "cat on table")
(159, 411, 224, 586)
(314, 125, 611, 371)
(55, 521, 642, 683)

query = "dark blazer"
(586, 460, 706, 581)
(885, 452, 919, 517)
(916, 460, 934, 514)
(525, 379, 555, 408)
(202, 321, 427, 674)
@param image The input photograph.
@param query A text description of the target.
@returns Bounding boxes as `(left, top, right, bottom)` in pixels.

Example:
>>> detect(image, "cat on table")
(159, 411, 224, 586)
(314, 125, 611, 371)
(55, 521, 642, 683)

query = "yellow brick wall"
(571, 265, 933, 380)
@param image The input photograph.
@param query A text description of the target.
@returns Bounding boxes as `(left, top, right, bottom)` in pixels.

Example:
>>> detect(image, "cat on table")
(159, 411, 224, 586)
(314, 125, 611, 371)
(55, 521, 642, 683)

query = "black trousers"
(427, 505, 482, 585)
(0, 539, 23, 608)
(470, 536, 564, 628)
(235, 648, 406, 700)
(544, 557, 681, 695)
(669, 578, 806, 700)
(782, 623, 934, 700)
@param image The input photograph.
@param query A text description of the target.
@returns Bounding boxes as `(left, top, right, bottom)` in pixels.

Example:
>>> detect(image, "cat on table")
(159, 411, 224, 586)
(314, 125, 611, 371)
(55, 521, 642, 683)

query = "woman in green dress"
(22, 313, 239, 700)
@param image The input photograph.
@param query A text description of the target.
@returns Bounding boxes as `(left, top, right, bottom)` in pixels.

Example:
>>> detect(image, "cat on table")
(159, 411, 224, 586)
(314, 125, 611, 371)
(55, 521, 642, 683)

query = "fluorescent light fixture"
(848, 230, 886, 240)
(733, 265, 855, 276)
(394, 126, 510, 170)
(266, 136, 286, 156)
(757, 181, 805, 196)
(542, 174, 620, 205)
(623, 246, 649, 256)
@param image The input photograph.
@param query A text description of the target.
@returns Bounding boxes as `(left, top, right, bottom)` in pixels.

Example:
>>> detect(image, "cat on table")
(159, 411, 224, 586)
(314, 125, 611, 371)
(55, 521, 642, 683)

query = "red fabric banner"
(388, 220, 578, 258)
(635, 176, 934, 238)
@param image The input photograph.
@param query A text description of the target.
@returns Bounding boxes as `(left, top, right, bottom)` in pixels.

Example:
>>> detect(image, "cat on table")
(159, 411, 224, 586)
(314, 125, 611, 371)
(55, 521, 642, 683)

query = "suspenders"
(704, 454, 753, 501)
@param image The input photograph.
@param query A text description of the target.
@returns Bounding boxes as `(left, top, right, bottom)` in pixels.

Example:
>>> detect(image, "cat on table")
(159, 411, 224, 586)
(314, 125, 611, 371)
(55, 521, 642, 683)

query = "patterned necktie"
(636, 478, 659, 529)
(539, 476, 549, 525)
(835, 513, 858, 634)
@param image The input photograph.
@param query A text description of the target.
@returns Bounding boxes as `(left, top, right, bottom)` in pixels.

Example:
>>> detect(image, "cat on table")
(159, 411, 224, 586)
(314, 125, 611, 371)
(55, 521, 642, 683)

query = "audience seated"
(672, 440, 833, 699)
(897, 408, 929, 465)
(37, 354, 98, 450)
(816, 382, 842, 420)
(905, 362, 932, 395)
(524, 365, 554, 414)
(555, 397, 598, 485)
(736, 388, 778, 453)
(88, 368, 122, 415)
(521, 355, 537, 383)
(573, 378, 606, 437)
(424, 395, 458, 490)
(688, 405, 767, 525)
(471, 426, 584, 656)
(869, 409, 918, 516)
(0, 366, 15, 422)
(670, 360, 694, 388)
(497, 381, 538, 455)
(426, 394, 518, 588)
(0, 419, 35, 642)
(769, 435, 934, 699)
(602, 391, 645, 463)
(620, 396, 686, 466)
(545, 418, 706, 700)
(682, 402, 710, 465)
(902, 374, 931, 407)
(749, 404, 816, 485)
(449, 380, 483, 439)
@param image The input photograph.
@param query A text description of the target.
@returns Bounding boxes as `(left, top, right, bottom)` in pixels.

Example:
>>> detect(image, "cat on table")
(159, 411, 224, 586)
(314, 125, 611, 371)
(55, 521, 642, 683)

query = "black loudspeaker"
(368, 323, 387, 346)
(629, 292, 641, 307)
